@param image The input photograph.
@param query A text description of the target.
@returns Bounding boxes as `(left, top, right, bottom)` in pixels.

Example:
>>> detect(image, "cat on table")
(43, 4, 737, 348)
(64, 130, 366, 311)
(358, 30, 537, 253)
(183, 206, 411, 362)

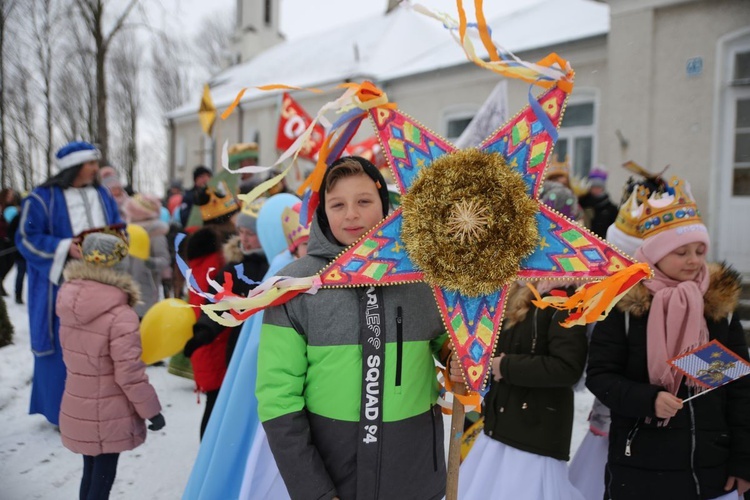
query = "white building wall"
(603, 0, 750, 225)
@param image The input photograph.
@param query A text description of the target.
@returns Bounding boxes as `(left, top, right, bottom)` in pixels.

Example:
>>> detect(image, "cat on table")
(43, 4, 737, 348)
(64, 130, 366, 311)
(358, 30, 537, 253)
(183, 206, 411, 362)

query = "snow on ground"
(0, 267, 594, 499)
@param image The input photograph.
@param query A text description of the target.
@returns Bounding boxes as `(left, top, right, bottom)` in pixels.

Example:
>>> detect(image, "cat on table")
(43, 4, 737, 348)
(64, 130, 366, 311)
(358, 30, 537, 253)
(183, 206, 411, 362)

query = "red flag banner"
(344, 136, 386, 169)
(276, 93, 325, 160)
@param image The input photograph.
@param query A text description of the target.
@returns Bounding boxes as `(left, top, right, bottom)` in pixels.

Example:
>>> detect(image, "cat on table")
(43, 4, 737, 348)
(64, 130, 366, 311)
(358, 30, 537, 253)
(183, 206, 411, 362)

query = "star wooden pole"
(446, 381, 467, 500)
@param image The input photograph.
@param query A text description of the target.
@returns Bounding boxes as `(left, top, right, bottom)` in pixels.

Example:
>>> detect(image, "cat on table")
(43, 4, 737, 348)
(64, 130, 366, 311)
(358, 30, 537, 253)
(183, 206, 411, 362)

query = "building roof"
(166, 0, 609, 120)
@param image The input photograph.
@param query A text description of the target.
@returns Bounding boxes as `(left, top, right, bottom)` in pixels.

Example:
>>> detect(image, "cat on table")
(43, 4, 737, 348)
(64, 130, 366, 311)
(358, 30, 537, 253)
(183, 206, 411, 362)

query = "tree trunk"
(0, 5, 6, 190)
(127, 104, 136, 187)
(44, 77, 52, 178)
(96, 42, 108, 162)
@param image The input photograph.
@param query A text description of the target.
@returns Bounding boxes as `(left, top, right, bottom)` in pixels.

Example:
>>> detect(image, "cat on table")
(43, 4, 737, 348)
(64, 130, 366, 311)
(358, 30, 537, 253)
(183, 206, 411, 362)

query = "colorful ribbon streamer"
(529, 263, 653, 327)
(410, 1, 574, 93)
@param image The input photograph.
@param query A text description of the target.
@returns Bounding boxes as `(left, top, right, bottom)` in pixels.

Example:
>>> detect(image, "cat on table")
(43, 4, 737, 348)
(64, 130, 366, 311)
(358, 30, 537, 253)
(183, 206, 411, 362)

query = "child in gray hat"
(56, 231, 164, 500)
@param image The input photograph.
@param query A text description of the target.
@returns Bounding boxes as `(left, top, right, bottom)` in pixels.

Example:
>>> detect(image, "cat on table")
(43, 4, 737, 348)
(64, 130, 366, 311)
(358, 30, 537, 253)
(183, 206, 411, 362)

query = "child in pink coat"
(56, 231, 164, 500)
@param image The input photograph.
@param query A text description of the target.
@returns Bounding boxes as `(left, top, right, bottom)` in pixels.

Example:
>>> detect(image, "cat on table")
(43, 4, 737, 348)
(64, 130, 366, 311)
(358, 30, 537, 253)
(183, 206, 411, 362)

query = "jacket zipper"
(395, 307, 403, 387)
(531, 308, 539, 354)
(624, 420, 640, 457)
(688, 393, 701, 496)
(430, 406, 438, 471)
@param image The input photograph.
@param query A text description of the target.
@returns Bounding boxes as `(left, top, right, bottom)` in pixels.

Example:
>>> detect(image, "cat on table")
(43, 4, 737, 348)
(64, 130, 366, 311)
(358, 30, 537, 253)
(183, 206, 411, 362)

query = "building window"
(733, 97, 750, 196)
(264, 0, 272, 26)
(176, 136, 186, 170)
(555, 101, 596, 178)
(731, 50, 750, 196)
(446, 116, 473, 141)
(734, 51, 750, 84)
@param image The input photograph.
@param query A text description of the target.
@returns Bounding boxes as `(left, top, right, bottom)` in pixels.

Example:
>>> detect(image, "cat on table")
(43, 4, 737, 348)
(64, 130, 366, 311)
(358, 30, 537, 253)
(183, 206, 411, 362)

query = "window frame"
(555, 89, 599, 179)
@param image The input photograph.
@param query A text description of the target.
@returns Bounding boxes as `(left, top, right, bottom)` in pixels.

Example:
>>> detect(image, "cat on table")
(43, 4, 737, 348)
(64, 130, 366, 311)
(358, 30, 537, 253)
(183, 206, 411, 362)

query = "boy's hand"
(448, 354, 464, 383)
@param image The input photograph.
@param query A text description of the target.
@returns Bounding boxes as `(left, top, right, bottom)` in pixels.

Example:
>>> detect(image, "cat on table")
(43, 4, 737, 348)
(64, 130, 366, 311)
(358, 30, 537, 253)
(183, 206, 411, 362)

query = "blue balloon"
(3, 205, 18, 224)
(159, 206, 170, 225)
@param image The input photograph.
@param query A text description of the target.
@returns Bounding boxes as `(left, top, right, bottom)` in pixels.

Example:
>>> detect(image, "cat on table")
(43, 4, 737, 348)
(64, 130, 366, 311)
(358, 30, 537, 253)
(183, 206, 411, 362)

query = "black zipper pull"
(625, 421, 640, 457)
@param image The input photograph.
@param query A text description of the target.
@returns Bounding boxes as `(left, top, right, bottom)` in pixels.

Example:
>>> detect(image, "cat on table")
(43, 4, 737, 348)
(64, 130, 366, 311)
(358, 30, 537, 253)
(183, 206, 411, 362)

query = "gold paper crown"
(240, 198, 264, 218)
(228, 142, 259, 167)
(615, 188, 647, 237)
(81, 233, 129, 267)
(545, 155, 570, 181)
(636, 176, 702, 239)
(199, 181, 240, 222)
(281, 204, 310, 251)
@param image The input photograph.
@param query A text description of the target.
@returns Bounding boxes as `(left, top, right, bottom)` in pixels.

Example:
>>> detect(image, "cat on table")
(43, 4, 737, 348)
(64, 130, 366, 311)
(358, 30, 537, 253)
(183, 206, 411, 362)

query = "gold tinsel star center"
(447, 199, 491, 244)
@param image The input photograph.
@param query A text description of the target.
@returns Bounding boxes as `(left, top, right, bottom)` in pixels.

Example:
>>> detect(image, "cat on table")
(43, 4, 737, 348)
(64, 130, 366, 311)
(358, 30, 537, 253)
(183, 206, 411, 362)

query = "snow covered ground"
(0, 268, 594, 499)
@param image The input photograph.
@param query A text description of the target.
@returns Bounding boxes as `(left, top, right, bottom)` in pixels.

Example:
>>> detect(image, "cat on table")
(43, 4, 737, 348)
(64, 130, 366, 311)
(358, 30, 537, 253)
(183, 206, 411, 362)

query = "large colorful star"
(315, 85, 639, 392)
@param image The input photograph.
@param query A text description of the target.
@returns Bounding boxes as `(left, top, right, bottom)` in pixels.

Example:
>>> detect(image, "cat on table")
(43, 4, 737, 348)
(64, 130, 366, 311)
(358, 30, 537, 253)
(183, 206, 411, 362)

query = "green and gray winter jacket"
(257, 218, 448, 500)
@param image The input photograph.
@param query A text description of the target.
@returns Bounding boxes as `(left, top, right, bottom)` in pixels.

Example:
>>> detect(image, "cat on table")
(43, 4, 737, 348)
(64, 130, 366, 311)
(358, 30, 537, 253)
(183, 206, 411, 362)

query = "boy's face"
(324, 174, 383, 246)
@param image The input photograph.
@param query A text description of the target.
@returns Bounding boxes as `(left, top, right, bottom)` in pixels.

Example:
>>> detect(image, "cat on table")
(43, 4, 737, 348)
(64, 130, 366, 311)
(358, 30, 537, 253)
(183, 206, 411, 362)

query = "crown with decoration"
(79, 226, 129, 267)
(281, 202, 310, 252)
(615, 187, 647, 237)
(636, 176, 702, 239)
(198, 181, 240, 222)
(545, 155, 570, 181)
(241, 197, 264, 218)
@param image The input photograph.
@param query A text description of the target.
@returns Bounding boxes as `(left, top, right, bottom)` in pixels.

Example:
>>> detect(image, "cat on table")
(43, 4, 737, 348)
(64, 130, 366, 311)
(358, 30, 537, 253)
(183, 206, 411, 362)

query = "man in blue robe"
(16, 141, 122, 425)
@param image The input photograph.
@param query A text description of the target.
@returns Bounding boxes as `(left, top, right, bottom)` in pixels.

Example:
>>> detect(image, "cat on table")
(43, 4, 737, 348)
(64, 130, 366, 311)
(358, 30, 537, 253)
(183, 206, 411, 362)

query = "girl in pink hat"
(586, 177, 750, 499)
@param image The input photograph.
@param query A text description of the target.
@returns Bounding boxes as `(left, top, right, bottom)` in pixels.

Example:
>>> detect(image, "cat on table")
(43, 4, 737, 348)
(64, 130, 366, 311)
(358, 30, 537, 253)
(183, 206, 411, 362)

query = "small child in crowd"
(56, 231, 164, 500)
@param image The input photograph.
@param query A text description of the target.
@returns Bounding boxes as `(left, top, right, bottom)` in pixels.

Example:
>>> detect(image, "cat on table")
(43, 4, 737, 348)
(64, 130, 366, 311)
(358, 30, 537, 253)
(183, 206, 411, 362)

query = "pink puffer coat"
(56, 260, 162, 456)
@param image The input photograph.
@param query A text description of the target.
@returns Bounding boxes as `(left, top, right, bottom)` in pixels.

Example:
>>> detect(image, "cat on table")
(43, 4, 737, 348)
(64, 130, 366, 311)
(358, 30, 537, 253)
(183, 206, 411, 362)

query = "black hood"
(315, 156, 390, 243)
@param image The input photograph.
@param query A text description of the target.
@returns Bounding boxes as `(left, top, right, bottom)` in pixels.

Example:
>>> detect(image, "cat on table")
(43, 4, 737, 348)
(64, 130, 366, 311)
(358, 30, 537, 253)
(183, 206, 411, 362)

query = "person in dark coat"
(453, 281, 588, 499)
(182, 182, 241, 439)
(183, 199, 269, 369)
(179, 166, 212, 228)
(586, 176, 750, 500)
(578, 167, 617, 238)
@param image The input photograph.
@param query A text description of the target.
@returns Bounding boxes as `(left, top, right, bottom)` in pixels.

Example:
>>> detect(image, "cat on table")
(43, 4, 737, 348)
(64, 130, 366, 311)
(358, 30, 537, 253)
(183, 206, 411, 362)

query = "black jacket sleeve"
(586, 309, 662, 419)
(723, 312, 750, 481)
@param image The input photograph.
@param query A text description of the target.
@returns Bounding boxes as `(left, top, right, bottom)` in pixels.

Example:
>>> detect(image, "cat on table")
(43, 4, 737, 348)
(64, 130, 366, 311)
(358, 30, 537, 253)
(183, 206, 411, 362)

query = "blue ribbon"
(174, 233, 212, 302)
(234, 263, 262, 287)
(527, 83, 558, 144)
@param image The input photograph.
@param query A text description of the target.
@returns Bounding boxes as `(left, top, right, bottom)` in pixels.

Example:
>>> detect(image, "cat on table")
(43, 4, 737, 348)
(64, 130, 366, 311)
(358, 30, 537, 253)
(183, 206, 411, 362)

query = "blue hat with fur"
(55, 141, 101, 173)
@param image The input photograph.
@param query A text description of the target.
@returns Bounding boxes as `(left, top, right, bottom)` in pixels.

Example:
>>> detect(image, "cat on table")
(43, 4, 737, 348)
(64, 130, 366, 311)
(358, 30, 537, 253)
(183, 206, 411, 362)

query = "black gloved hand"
(148, 413, 165, 431)
(183, 324, 214, 358)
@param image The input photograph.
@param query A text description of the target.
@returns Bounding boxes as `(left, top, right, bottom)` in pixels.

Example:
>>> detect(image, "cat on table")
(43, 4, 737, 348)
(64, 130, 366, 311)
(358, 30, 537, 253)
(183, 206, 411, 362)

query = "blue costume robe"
(16, 184, 121, 425)
(184, 193, 299, 499)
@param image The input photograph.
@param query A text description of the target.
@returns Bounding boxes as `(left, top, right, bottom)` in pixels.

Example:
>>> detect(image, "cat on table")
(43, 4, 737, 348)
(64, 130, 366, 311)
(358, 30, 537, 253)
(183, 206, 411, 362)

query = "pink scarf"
(636, 251, 710, 395)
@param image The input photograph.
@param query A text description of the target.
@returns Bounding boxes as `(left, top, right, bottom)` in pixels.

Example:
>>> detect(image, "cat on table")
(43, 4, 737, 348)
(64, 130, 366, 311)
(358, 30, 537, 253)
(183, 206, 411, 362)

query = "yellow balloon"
(140, 298, 196, 364)
(127, 224, 150, 260)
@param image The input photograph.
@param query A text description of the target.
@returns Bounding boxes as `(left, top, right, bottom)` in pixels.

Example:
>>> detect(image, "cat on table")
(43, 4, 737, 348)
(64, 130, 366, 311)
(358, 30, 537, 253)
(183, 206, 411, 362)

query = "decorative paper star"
(309, 85, 640, 392)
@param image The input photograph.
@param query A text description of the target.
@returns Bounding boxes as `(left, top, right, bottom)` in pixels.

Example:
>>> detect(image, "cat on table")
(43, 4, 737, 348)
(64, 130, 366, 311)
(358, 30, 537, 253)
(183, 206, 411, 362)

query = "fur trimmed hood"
(615, 262, 741, 321)
(63, 260, 141, 307)
(223, 234, 243, 264)
(502, 281, 579, 330)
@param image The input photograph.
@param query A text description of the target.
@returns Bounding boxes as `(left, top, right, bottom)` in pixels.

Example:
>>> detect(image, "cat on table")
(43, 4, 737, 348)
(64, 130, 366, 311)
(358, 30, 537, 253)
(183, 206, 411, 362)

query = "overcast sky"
(151, 0, 541, 41)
